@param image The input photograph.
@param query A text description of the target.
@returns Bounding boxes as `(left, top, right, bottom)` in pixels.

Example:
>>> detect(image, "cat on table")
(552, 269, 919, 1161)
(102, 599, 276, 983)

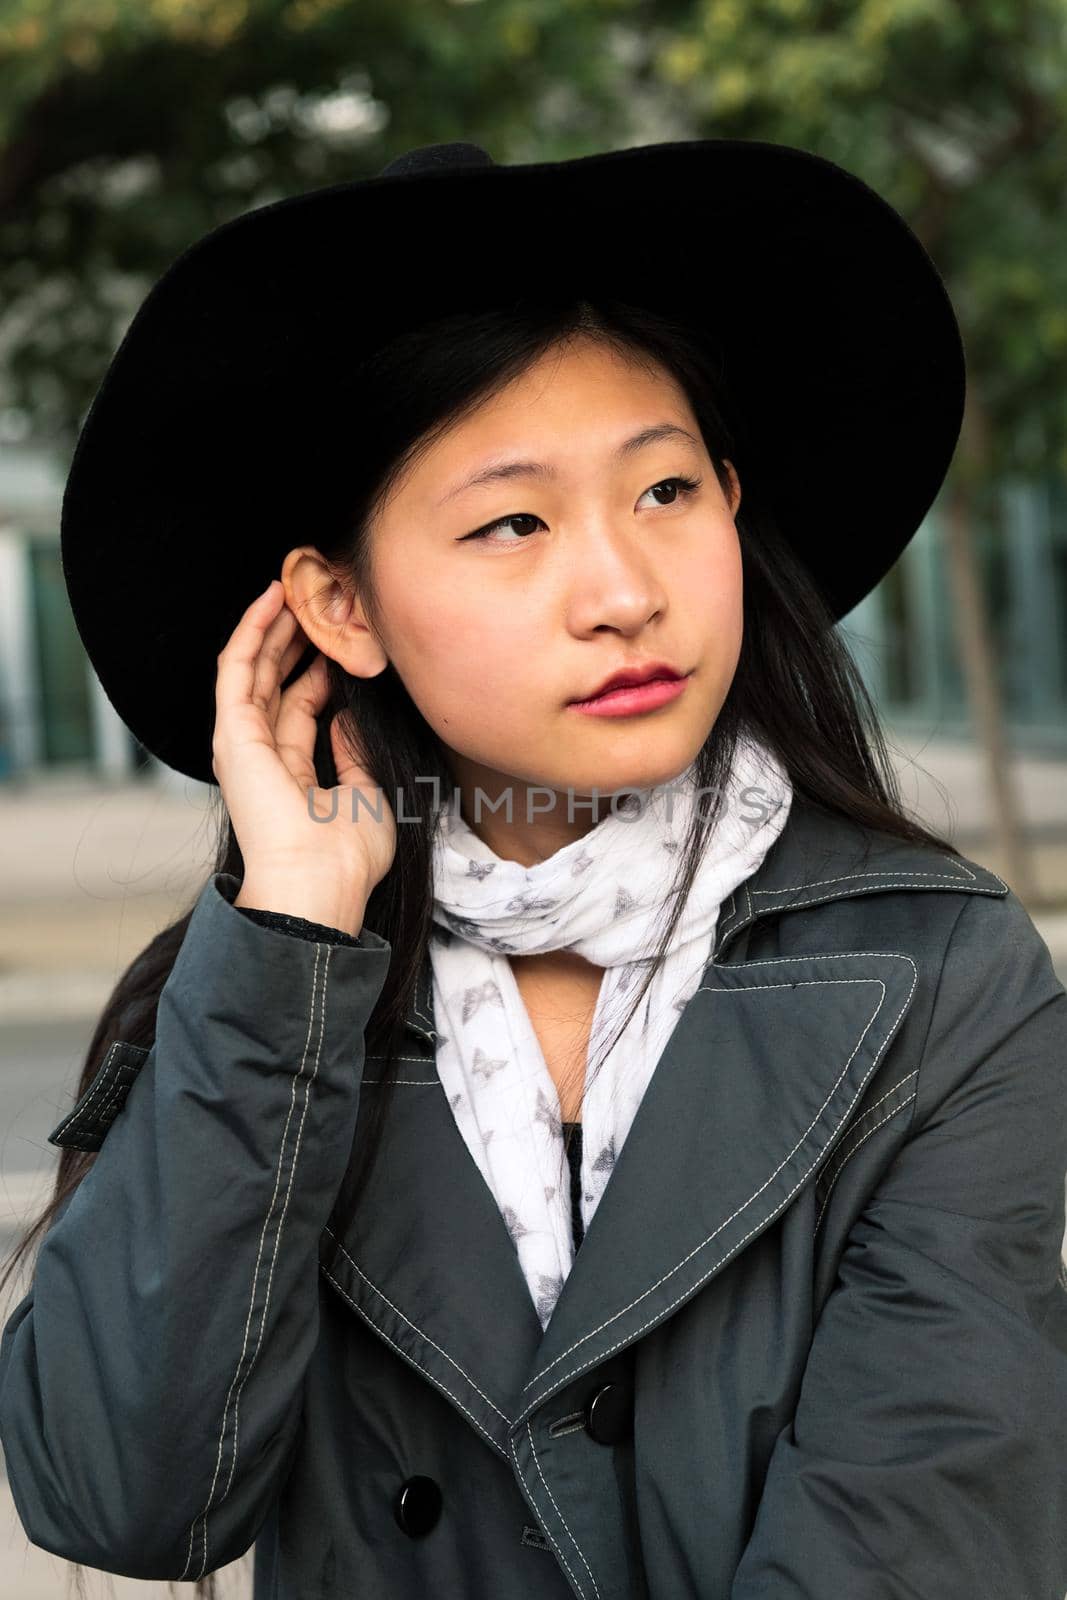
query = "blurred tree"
(4, 0, 1063, 473)
(0, 0, 669, 446)
(635, 0, 1067, 896)
(2, 0, 1063, 888)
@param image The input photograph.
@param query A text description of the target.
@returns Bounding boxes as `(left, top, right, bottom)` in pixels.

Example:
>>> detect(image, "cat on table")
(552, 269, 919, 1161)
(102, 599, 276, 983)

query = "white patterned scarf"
(428, 734, 793, 1330)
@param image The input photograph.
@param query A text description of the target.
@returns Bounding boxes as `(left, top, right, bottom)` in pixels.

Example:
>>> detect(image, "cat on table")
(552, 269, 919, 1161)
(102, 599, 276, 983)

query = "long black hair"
(0, 292, 962, 1600)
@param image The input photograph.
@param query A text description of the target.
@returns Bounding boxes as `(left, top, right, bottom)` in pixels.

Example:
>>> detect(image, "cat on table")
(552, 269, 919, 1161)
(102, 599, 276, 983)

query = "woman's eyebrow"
(435, 422, 702, 507)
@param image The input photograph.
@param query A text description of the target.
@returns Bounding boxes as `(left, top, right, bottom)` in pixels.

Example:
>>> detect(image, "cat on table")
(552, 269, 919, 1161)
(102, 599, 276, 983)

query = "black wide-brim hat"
(61, 137, 965, 784)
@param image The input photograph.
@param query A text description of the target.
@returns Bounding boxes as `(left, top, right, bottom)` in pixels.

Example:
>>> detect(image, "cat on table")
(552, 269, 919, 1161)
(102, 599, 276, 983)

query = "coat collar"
(319, 792, 1008, 1460)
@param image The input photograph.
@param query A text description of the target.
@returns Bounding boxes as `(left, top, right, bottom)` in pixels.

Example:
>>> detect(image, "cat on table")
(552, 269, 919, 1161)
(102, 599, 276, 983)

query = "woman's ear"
(722, 460, 741, 518)
(279, 546, 389, 678)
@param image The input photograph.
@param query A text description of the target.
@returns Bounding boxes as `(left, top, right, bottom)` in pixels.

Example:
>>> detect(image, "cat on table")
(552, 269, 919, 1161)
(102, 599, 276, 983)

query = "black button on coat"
(2, 792, 1066, 1598)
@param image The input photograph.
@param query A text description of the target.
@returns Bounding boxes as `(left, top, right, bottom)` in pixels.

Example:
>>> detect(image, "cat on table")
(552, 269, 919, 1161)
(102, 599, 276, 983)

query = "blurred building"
(0, 440, 166, 782)
(1, 438, 1065, 783)
(846, 474, 1067, 756)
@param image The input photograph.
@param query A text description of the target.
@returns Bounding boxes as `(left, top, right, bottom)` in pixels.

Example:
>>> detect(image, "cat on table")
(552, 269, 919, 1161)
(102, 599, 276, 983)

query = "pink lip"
(568, 673, 690, 717)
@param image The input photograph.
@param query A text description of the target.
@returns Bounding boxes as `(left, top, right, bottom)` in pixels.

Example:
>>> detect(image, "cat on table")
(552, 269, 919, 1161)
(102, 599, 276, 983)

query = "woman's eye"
(464, 511, 544, 545)
(461, 475, 702, 545)
(637, 474, 702, 510)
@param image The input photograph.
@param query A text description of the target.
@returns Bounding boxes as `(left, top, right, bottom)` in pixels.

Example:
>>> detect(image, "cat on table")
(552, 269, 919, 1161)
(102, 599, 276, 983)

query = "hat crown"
(61, 134, 965, 784)
(376, 141, 494, 180)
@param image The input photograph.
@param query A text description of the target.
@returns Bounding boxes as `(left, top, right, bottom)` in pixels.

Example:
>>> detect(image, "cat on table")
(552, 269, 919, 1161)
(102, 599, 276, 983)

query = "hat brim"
(60, 137, 964, 783)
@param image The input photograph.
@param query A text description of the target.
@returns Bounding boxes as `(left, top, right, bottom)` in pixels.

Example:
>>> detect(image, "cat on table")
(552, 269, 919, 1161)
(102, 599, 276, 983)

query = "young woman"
(1, 140, 1065, 1600)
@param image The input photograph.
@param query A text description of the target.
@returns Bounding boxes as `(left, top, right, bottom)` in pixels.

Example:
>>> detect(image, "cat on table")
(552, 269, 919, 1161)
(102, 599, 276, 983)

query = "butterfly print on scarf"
(501, 1205, 532, 1245)
(592, 1137, 616, 1175)
(460, 978, 505, 1024)
(613, 956, 654, 997)
(504, 893, 560, 916)
(536, 1272, 565, 1323)
(465, 860, 497, 881)
(613, 885, 638, 918)
(533, 1085, 563, 1140)
(470, 1046, 508, 1083)
(439, 909, 486, 940)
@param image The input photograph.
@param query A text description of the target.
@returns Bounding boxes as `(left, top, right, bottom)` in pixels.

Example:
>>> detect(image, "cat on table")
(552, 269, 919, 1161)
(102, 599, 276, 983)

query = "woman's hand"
(212, 579, 397, 933)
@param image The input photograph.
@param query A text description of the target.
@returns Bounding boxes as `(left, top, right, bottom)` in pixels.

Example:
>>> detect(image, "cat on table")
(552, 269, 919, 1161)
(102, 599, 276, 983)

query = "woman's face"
(287, 336, 743, 857)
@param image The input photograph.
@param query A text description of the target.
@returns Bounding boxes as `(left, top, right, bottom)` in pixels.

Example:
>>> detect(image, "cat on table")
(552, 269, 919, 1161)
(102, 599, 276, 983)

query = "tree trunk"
(942, 475, 1034, 902)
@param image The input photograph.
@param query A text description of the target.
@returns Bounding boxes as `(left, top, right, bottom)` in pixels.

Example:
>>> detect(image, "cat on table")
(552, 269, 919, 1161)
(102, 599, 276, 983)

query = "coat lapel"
(319, 795, 1008, 1457)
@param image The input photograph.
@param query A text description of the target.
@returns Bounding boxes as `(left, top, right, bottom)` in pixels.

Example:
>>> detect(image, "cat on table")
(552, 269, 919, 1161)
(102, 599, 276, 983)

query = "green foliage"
(1, 0, 1064, 478)
(642, 0, 1067, 475)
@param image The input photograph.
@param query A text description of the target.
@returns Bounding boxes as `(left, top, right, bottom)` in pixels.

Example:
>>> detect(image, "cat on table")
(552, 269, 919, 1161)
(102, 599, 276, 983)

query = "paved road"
(0, 1017, 93, 1186)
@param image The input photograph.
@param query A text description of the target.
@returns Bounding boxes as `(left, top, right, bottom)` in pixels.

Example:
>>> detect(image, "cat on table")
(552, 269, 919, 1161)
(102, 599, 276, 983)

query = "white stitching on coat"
(819, 1068, 917, 1174)
(320, 1264, 507, 1460)
(525, 1417, 600, 1598)
(715, 863, 1007, 944)
(813, 1089, 918, 1235)
(361, 1079, 440, 1085)
(751, 860, 982, 891)
(831, 1068, 918, 1131)
(181, 941, 331, 1582)
(364, 1053, 440, 1065)
(73, 1075, 129, 1135)
(319, 1226, 512, 1428)
(55, 1041, 124, 1137)
(411, 969, 437, 1037)
(509, 1427, 585, 1597)
(521, 952, 917, 1408)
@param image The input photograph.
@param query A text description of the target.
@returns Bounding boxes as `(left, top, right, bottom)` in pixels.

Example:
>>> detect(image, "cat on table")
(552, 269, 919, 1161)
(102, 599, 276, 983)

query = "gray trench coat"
(2, 792, 1066, 1599)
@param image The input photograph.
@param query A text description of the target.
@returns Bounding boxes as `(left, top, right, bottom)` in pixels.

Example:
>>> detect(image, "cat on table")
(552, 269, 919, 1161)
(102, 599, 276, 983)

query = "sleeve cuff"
(234, 904, 365, 948)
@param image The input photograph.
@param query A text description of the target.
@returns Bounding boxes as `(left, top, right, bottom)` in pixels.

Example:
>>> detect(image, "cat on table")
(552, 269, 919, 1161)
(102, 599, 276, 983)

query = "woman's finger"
(273, 651, 332, 774)
(250, 600, 307, 713)
(278, 629, 314, 687)
(215, 581, 286, 725)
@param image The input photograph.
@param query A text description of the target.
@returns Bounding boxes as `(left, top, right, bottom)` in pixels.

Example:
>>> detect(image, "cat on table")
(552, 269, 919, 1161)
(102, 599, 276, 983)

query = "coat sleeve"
(233, 904, 366, 946)
(730, 887, 1067, 1600)
(0, 870, 391, 1582)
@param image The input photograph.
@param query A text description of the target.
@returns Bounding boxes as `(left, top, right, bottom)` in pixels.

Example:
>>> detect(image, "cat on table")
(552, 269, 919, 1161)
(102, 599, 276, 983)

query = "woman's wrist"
(234, 872, 370, 939)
